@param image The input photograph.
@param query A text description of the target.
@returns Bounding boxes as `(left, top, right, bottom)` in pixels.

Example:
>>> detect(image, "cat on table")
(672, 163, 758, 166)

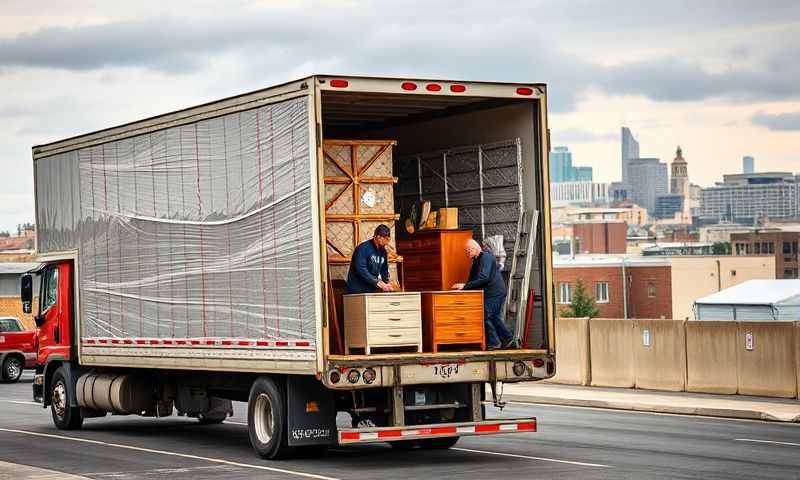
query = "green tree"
(712, 242, 731, 255)
(560, 279, 600, 318)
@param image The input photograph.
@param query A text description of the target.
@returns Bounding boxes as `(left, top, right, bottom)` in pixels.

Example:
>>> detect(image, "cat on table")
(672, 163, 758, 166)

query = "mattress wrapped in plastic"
(34, 96, 316, 344)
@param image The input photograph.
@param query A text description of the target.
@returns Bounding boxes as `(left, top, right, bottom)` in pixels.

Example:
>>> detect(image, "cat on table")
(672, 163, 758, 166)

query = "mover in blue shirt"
(346, 224, 396, 294)
(452, 239, 516, 350)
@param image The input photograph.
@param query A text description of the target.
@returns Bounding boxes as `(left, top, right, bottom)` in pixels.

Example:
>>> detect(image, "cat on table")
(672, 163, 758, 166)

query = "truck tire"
(419, 436, 460, 449)
(51, 367, 83, 430)
(247, 376, 293, 459)
(1, 355, 23, 383)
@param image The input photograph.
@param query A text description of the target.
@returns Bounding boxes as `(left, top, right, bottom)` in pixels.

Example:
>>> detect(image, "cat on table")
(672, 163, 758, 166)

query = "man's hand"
(377, 280, 395, 292)
(451, 283, 465, 290)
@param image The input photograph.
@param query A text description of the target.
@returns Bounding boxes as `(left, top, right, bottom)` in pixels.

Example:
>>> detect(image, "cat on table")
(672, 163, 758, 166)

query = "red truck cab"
(21, 261, 74, 401)
(0, 317, 37, 383)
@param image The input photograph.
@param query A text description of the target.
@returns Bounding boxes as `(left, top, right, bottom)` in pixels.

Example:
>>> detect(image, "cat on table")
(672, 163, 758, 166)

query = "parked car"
(0, 317, 36, 383)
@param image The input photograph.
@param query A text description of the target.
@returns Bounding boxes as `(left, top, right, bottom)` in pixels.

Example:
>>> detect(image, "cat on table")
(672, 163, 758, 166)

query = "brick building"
(572, 221, 627, 255)
(730, 229, 799, 279)
(553, 256, 672, 319)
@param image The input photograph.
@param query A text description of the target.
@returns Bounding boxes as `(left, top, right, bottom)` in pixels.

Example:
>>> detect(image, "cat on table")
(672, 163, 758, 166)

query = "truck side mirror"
(20, 274, 33, 315)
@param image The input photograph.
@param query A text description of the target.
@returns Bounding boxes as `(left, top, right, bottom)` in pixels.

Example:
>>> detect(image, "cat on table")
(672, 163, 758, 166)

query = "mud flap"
(286, 375, 337, 447)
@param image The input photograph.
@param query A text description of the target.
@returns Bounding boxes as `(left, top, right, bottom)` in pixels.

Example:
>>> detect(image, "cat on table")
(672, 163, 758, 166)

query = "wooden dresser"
(398, 230, 474, 292)
(343, 293, 422, 355)
(422, 291, 485, 352)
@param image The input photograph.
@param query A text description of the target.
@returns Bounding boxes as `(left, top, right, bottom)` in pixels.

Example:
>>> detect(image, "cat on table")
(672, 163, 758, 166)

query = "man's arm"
(463, 255, 492, 290)
(380, 253, 390, 283)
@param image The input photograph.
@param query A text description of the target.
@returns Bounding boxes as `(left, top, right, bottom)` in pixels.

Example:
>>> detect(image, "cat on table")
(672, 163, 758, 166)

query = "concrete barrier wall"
(633, 319, 686, 391)
(796, 322, 800, 401)
(552, 317, 590, 385)
(736, 322, 797, 398)
(685, 321, 738, 394)
(589, 318, 634, 388)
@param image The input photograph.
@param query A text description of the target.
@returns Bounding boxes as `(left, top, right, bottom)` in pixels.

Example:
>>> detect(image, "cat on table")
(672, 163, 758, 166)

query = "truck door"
(36, 262, 72, 364)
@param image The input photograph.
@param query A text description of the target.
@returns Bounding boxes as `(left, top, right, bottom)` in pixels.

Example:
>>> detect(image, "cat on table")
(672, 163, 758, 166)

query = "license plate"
(429, 363, 462, 380)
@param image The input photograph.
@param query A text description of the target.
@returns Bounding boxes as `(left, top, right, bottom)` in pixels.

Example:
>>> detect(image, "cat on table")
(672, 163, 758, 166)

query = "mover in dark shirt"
(346, 224, 395, 294)
(452, 239, 515, 349)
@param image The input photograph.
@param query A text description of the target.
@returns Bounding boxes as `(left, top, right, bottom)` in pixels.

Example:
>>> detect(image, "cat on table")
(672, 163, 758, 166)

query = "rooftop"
(694, 279, 800, 306)
(0, 262, 39, 274)
(553, 254, 670, 268)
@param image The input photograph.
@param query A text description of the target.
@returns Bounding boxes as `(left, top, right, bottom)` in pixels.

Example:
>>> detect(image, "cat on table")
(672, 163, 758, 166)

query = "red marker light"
(401, 82, 418, 91)
(425, 84, 442, 92)
(450, 84, 466, 93)
(516, 87, 534, 96)
(329, 79, 349, 88)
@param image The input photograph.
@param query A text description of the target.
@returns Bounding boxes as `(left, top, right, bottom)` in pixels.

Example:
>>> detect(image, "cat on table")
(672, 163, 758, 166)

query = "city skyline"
(2, 2, 800, 232)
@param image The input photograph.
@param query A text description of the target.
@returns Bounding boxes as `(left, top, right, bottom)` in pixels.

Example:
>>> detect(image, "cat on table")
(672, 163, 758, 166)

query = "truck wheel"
(247, 376, 293, 459)
(1, 356, 23, 383)
(419, 436, 460, 449)
(51, 367, 83, 430)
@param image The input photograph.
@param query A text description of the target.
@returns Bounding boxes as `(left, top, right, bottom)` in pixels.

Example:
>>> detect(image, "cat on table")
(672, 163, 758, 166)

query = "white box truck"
(23, 75, 555, 459)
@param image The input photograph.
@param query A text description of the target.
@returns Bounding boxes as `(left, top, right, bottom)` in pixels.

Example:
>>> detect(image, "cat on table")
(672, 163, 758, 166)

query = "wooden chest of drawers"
(421, 291, 485, 352)
(398, 230, 474, 292)
(343, 293, 422, 355)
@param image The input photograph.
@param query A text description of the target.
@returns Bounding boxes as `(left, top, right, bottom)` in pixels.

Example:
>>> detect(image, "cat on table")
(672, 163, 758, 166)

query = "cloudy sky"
(1, 1, 799, 232)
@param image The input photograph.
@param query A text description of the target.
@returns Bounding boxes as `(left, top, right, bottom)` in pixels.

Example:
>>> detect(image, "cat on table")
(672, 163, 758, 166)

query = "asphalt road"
(2, 372, 800, 479)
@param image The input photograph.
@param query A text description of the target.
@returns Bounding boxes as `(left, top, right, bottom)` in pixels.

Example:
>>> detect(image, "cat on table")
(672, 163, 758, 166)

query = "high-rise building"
(700, 172, 799, 224)
(743, 156, 755, 174)
(550, 181, 609, 205)
(550, 146, 572, 182)
(549, 146, 593, 183)
(628, 158, 668, 214)
(621, 127, 640, 184)
(575, 166, 593, 182)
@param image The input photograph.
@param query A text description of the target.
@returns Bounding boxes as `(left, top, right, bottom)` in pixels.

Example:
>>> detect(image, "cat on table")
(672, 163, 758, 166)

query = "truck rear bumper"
(337, 417, 536, 444)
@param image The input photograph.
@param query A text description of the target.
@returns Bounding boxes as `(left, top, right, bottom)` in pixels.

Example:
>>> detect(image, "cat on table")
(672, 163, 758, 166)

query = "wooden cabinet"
(422, 291, 485, 352)
(398, 230, 474, 292)
(343, 293, 422, 355)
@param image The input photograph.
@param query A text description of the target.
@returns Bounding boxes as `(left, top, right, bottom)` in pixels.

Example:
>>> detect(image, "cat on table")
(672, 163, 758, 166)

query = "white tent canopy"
(694, 279, 800, 321)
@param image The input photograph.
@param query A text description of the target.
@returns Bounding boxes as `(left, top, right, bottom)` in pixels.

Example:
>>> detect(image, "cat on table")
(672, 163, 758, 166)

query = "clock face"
(362, 190, 376, 208)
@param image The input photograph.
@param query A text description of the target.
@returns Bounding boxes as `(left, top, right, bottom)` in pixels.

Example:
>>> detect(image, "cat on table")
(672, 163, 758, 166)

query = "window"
(784, 269, 795, 279)
(559, 283, 571, 304)
(41, 267, 58, 312)
(783, 241, 791, 254)
(647, 281, 657, 298)
(0, 318, 22, 333)
(595, 282, 609, 303)
(754, 243, 761, 254)
(768, 242, 775, 254)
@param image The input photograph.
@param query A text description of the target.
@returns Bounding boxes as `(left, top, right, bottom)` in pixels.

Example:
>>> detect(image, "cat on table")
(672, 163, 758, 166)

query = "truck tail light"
(347, 369, 361, 384)
(329, 79, 349, 88)
(532, 358, 545, 368)
(450, 84, 466, 93)
(401, 82, 418, 91)
(329, 371, 341, 384)
(513, 361, 527, 376)
(516, 87, 534, 96)
(425, 84, 442, 92)
(363, 368, 376, 384)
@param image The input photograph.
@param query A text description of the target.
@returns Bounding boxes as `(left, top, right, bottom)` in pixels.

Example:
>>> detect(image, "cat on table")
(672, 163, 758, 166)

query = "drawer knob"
(455, 332, 466, 336)
(388, 334, 402, 338)
(390, 302, 401, 306)
(389, 318, 402, 321)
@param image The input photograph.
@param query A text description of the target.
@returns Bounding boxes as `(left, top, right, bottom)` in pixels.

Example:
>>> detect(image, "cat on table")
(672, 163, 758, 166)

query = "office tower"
(550, 146, 573, 183)
(575, 166, 593, 182)
(628, 158, 668, 214)
(743, 156, 755, 174)
(621, 127, 640, 183)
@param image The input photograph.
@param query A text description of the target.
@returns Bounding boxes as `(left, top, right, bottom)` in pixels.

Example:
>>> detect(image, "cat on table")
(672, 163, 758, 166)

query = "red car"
(0, 317, 36, 383)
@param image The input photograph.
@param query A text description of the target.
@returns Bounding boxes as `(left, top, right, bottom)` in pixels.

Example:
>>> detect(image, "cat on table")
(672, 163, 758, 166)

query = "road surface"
(1, 372, 799, 479)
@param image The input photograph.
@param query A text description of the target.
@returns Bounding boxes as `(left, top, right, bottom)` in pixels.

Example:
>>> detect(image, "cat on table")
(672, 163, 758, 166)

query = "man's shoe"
(501, 338, 519, 350)
(487, 344, 501, 351)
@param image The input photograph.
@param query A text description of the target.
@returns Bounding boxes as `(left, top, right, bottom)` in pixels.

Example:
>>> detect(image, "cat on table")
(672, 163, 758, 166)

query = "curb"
(501, 393, 800, 423)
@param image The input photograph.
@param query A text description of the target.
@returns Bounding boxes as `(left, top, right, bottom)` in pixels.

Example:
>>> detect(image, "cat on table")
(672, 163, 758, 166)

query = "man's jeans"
(484, 294, 513, 348)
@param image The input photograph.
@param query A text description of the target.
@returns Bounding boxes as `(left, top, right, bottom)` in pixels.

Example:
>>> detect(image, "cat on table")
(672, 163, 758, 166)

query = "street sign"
(642, 329, 651, 347)
(745, 332, 754, 351)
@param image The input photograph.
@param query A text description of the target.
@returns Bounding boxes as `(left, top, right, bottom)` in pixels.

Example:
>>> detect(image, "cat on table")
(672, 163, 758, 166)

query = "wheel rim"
(6, 358, 21, 379)
(52, 382, 67, 419)
(253, 393, 274, 444)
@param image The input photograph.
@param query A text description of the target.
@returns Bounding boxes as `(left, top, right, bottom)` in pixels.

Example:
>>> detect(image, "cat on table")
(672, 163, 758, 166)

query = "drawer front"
(432, 293, 483, 309)
(367, 295, 421, 313)
(369, 310, 421, 329)
(398, 235, 441, 252)
(369, 327, 421, 345)
(433, 307, 483, 326)
(403, 254, 440, 269)
(434, 322, 484, 343)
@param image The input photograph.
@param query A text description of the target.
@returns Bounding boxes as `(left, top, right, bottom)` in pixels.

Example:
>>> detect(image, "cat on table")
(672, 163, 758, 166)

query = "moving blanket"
(34, 96, 316, 343)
